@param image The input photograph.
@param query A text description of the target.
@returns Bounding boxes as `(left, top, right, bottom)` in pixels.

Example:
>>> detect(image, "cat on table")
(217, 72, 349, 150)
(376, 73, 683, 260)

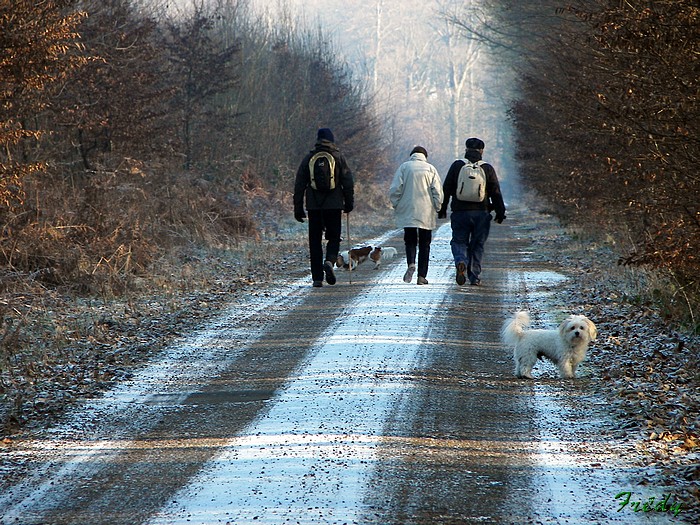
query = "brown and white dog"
(336, 245, 397, 270)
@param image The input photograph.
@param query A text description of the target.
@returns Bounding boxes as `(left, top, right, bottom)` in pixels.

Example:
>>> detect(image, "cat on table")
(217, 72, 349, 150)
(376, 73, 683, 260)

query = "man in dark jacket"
(294, 128, 354, 287)
(438, 137, 506, 286)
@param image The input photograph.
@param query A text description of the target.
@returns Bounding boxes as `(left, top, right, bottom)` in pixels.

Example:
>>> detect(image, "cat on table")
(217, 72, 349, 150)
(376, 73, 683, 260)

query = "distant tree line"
(0, 0, 389, 292)
(457, 0, 698, 327)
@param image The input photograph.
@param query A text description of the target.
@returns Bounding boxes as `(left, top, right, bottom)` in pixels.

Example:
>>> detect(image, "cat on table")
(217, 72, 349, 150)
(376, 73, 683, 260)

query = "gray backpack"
(455, 160, 486, 202)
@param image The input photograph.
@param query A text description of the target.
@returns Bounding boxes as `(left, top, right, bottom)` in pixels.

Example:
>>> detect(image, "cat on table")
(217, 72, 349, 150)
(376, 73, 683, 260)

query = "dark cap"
(465, 137, 485, 150)
(317, 128, 334, 142)
(410, 146, 428, 157)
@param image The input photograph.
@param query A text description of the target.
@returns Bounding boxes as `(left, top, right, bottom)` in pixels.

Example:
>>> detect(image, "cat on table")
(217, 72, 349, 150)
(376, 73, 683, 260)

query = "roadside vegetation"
(451, 0, 698, 331)
(0, 0, 392, 431)
(514, 1, 698, 330)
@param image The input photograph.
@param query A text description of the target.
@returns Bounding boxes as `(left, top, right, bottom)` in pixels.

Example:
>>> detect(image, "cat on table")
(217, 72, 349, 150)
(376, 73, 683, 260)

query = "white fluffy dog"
(501, 310, 597, 379)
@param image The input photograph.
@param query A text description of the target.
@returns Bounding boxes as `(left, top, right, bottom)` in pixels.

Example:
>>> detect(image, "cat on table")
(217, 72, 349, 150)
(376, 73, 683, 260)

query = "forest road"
(0, 206, 669, 525)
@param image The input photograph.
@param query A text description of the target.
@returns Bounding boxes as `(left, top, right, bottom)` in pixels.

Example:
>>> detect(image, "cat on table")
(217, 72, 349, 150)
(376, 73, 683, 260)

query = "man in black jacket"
(294, 128, 354, 287)
(438, 137, 506, 286)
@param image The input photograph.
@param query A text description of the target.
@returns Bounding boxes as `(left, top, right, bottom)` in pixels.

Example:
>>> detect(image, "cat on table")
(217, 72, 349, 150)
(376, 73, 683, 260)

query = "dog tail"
(501, 310, 530, 347)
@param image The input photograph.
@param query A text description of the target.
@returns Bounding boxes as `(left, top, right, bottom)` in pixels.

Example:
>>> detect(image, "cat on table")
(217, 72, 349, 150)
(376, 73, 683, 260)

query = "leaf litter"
(521, 210, 699, 522)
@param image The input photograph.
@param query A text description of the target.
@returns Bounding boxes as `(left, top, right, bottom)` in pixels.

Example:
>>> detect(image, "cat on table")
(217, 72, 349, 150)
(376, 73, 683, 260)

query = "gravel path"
(0, 202, 697, 524)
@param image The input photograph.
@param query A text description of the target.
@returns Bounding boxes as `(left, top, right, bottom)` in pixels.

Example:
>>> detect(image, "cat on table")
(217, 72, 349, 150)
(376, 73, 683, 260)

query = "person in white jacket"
(389, 146, 444, 284)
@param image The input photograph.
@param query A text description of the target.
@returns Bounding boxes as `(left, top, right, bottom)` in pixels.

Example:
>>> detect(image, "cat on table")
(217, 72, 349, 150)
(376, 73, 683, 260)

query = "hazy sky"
(244, 0, 518, 185)
(170, 0, 518, 184)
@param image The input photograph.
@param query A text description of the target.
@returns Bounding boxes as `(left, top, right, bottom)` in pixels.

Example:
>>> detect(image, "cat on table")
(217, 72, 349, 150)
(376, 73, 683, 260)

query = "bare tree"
(434, 0, 482, 156)
(163, 2, 239, 171)
(50, 0, 173, 172)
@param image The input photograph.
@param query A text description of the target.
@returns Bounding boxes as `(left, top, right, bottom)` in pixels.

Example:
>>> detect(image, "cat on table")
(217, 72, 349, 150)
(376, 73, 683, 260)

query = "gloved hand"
(343, 205, 353, 214)
(295, 212, 306, 223)
(438, 210, 447, 219)
(495, 214, 506, 224)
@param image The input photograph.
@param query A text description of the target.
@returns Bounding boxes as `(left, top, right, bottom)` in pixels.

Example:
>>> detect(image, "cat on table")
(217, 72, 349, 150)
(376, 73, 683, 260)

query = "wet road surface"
(0, 210, 674, 524)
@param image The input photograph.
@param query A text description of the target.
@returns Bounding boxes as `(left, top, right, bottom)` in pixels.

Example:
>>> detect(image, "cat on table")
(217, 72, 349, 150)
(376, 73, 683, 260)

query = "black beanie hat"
(465, 137, 485, 150)
(410, 146, 428, 157)
(317, 128, 334, 142)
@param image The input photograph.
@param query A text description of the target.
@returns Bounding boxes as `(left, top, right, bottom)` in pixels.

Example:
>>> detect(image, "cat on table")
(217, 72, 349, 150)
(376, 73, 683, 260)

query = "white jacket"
(389, 152, 444, 230)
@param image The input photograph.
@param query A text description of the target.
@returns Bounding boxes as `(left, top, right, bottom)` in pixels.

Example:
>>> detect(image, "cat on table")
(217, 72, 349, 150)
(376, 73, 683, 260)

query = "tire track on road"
(148, 228, 457, 525)
(362, 220, 541, 524)
(0, 257, 385, 525)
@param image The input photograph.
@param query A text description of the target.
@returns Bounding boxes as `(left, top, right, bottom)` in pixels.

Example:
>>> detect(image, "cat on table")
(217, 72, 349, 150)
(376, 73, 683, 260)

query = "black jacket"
(293, 140, 354, 217)
(438, 150, 506, 219)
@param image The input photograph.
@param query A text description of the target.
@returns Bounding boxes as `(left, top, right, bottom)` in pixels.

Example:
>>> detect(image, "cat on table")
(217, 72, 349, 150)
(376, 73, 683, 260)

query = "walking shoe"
(470, 278, 481, 286)
(417, 276, 429, 285)
(323, 260, 336, 285)
(312, 280, 323, 288)
(456, 262, 467, 286)
(403, 264, 416, 283)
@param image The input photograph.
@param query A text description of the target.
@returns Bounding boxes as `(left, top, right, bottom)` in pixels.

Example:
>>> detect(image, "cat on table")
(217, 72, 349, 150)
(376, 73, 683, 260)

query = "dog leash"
(346, 211, 352, 284)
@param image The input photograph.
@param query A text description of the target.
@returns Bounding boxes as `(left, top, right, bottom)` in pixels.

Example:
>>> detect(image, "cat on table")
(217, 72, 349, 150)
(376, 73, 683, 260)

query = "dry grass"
(0, 172, 393, 433)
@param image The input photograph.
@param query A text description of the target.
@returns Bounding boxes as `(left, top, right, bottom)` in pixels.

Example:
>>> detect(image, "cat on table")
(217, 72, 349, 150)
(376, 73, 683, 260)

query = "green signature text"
(615, 491, 683, 517)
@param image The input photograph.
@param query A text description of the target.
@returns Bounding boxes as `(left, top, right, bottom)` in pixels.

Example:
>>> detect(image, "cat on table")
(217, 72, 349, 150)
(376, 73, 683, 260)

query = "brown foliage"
(0, 0, 387, 290)
(0, 169, 260, 294)
(0, 0, 391, 431)
(511, 0, 699, 324)
(0, 0, 87, 208)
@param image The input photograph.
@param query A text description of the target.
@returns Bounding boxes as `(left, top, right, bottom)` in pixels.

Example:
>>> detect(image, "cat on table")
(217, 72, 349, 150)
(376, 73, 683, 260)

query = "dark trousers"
(450, 210, 492, 282)
(404, 227, 432, 278)
(307, 209, 342, 282)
